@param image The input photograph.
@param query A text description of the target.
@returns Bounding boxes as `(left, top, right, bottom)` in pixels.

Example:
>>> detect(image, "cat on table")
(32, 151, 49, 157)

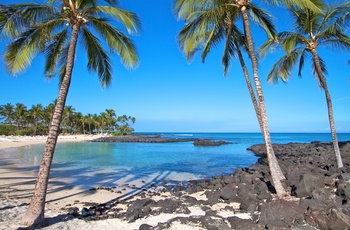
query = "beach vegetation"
(1, 0, 140, 227)
(113, 115, 136, 135)
(259, 1, 350, 168)
(0, 124, 16, 135)
(0, 102, 135, 136)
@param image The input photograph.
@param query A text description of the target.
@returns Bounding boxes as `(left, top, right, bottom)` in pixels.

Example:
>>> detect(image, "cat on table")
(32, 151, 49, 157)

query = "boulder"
(220, 185, 237, 200)
(259, 199, 306, 227)
(293, 174, 324, 198)
(200, 216, 231, 230)
(227, 216, 264, 230)
(327, 208, 350, 230)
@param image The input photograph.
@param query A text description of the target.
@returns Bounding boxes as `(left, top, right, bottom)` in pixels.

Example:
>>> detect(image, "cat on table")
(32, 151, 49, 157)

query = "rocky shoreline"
(56, 140, 350, 230)
(91, 134, 232, 146)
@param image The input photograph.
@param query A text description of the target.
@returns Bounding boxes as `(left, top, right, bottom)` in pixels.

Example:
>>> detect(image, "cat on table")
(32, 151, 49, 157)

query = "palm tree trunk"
(21, 24, 80, 227)
(311, 48, 343, 168)
(240, 6, 286, 198)
(236, 44, 262, 129)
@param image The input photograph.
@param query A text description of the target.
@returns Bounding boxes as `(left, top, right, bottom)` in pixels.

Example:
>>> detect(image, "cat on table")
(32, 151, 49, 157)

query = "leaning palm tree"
(259, 1, 350, 169)
(175, 0, 290, 197)
(176, 0, 325, 199)
(3, 0, 140, 227)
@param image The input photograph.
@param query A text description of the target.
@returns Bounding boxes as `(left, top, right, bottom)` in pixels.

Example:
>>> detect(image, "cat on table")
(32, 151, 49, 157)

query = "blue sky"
(0, 0, 349, 133)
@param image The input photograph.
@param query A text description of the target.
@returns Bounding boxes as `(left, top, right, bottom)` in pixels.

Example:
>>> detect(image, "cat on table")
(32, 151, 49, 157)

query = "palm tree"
(176, 0, 325, 199)
(116, 115, 135, 135)
(29, 104, 43, 135)
(92, 113, 100, 134)
(62, 105, 76, 133)
(3, 0, 140, 226)
(98, 111, 108, 134)
(13, 103, 27, 130)
(0, 103, 14, 125)
(105, 108, 116, 133)
(86, 113, 93, 134)
(43, 102, 55, 131)
(175, 0, 289, 197)
(259, 2, 350, 169)
(79, 114, 87, 134)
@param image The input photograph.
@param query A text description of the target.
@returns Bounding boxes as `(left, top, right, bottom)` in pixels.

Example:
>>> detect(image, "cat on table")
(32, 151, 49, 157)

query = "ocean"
(1, 132, 350, 189)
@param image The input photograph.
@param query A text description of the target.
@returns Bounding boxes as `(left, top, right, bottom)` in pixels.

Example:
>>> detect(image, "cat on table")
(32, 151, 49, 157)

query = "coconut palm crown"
(5, 0, 139, 86)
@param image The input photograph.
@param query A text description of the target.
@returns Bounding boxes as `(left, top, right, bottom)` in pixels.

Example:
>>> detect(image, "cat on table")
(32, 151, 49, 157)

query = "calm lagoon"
(1, 133, 350, 189)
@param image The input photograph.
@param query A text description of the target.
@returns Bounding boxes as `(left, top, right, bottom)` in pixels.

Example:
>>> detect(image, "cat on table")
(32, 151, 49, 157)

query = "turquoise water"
(1, 133, 350, 188)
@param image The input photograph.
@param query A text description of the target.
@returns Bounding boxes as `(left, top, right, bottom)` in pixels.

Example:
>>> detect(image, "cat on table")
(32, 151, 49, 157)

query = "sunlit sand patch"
(186, 191, 206, 201)
(187, 206, 206, 216)
(211, 202, 240, 211)
(168, 220, 205, 230)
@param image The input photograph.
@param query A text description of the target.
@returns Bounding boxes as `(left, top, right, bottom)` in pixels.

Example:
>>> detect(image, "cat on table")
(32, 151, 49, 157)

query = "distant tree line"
(0, 102, 135, 136)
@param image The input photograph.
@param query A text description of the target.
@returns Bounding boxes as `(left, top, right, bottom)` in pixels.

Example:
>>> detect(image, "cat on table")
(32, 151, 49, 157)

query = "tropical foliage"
(0, 102, 135, 136)
(259, 1, 350, 168)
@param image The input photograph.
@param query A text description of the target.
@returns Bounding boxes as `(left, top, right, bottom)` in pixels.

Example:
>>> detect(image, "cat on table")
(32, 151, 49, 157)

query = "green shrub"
(0, 124, 16, 135)
(15, 128, 34, 136)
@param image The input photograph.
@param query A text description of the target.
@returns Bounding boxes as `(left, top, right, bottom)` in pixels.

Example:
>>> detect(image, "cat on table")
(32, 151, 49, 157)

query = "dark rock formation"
(64, 140, 350, 230)
(193, 139, 231, 146)
(91, 134, 197, 143)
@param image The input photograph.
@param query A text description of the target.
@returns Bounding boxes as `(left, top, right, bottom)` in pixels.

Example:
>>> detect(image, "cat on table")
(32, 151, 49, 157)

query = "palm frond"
(202, 25, 224, 62)
(0, 4, 32, 38)
(201, 7, 227, 62)
(297, 49, 309, 77)
(278, 0, 324, 13)
(44, 29, 68, 78)
(267, 48, 303, 83)
(320, 33, 350, 51)
(278, 31, 306, 53)
(248, 3, 276, 39)
(104, 0, 118, 6)
(14, 3, 56, 24)
(177, 6, 218, 61)
(258, 37, 277, 58)
(92, 6, 140, 34)
(4, 26, 47, 75)
(221, 31, 239, 76)
(175, 0, 214, 21)
(312, 54, 328, 88)
(81, 27, 112, 88)
(177, 22, 203, 61)
(87, 17, 138, 69)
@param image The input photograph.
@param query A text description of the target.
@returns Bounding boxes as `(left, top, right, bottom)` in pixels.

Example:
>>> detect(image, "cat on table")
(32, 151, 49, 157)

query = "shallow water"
(1, 132, 349, 189)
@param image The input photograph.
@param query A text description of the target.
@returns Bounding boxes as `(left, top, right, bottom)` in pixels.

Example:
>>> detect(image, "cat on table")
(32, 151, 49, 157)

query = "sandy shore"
(0, 134, 98, 150)
(1, 135, 243, 229)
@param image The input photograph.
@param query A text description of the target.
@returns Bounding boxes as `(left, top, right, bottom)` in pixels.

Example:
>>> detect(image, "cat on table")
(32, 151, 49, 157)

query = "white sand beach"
(0, 135, 248, 229)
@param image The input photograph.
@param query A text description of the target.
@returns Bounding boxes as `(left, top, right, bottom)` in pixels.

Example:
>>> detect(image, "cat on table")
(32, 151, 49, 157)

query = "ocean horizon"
(1, 132, 350, 189)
